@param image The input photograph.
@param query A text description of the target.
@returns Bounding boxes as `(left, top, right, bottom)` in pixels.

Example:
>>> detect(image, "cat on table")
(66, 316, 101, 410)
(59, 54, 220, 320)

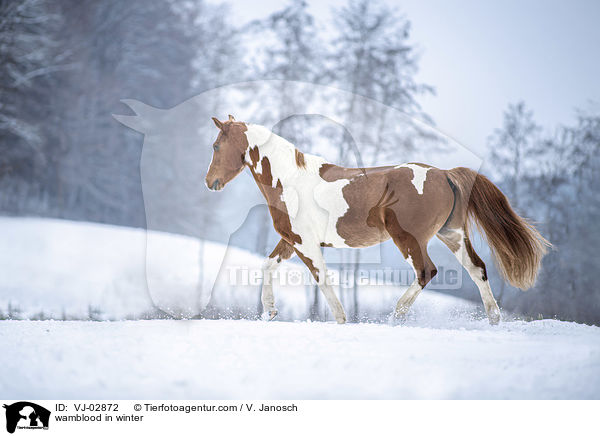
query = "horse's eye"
(213, 144, 219, 151)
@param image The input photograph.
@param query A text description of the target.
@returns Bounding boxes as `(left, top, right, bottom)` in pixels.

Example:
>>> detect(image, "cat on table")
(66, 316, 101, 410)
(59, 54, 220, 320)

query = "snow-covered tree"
(487, 101, 541, 210)
(485, 102, 600, 323)
(529, 111, 600, 322)
(0, 0, 60, 190)
(327, 0, 434, 166)
(247, 0, 325, 152)
(0, 0, 244, 229)
(484, 102, 541, 304)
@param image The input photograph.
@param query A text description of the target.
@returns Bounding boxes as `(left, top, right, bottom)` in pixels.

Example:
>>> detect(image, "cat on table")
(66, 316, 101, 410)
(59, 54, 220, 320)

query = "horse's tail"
(446, 167, 550, 290)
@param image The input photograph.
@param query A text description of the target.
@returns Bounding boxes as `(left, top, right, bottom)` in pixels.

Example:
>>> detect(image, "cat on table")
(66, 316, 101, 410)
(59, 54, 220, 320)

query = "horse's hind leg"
(437, 227, 501, 325)
(385, 215, 437, 318)
(261, 239, 295, 321)
(393, 248, 437, 318)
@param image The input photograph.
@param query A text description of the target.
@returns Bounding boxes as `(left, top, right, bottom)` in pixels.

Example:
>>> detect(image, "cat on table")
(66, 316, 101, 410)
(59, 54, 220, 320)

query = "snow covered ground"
(1, 318, 599, 399)
(1, 217, 599, 399)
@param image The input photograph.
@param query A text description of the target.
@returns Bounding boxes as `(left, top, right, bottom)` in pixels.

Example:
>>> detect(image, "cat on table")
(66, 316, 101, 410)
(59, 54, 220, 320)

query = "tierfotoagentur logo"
(3, 402, 50, 433)
(226, 265, 461, 289)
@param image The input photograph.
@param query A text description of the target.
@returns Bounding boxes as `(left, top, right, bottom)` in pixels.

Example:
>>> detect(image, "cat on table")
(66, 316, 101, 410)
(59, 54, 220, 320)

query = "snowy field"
(0, 217, 599, 399)
(1, 318, 599, 399)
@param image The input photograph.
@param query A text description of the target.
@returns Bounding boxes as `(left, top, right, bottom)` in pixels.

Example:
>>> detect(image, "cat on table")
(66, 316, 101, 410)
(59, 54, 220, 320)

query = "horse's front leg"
(261, 239, 295, 321)
(294, 244, 346, 324)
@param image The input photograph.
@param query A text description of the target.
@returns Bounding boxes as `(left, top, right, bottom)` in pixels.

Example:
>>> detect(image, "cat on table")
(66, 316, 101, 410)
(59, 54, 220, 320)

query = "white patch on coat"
(244, 124, 350, 249)
(245, 124, 298, 188)
(448, 228, 500, 321)
(452, 229, 483, 281)
(281, 186, 299, 219)
(314, 178, 351, 246)
(395, 163, 430, 195)
(244, 124, 272, 150)
(405, 254, 416, 273)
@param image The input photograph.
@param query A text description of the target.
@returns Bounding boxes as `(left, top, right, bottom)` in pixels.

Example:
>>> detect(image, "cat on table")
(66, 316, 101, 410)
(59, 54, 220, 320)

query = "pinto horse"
(206, 115, 549, 325)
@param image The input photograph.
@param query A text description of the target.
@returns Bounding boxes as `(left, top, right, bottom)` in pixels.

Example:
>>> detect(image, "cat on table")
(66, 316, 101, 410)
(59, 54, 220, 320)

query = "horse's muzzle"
(207, 178, 222, 191)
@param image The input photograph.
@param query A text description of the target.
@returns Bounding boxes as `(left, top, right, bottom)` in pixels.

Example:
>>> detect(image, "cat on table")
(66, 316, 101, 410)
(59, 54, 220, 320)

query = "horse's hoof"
(261, 310, 278, 321)
(335, 314, 347, 324)
(487, 308, 501, 325)
(389, 312, 408, 326)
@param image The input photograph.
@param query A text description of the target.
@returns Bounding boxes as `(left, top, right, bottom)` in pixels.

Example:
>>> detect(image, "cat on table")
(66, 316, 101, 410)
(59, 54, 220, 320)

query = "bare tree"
(0, 0, 61, 205)
(487, 101, 541, 210)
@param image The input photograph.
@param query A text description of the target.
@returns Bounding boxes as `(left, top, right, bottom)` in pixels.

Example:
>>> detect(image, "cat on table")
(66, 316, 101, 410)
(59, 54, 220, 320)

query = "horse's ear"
(228, 114, 235, 122)
(212, 117, 224, 130)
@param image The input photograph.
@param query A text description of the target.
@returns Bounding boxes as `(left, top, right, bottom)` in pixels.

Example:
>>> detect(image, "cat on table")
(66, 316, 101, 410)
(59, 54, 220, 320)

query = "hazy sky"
(229, 0, 600, 160)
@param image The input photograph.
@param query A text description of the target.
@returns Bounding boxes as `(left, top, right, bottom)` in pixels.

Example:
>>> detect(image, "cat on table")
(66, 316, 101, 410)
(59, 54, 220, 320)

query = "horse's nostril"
(211, 180, 220, 190)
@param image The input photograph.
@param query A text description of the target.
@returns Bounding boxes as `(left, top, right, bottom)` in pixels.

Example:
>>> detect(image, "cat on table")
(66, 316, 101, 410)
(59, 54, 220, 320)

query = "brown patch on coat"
(294, 249, 319, 282)
(320, 163, 454, 249)
(464, 235, 488, 281)
(248, 156, 302, 246)
(384, 206, 438, 287)
(259, 157, 273, 185)
(295, 149, 306, 169)
(270, 180, 302, 245)
(248, 146, 260, 169)
(319, 163, 388, 182)
(366, 184, 398, 230)
(268, 239, 295, 263)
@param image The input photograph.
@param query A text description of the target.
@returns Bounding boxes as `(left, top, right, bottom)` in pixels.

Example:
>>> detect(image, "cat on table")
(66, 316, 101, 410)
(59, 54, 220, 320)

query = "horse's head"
(206, 115, 249, 191)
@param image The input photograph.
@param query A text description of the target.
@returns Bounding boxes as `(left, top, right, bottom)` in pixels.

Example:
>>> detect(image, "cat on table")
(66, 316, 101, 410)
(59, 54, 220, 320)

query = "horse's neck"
(245, 124, 327, 187)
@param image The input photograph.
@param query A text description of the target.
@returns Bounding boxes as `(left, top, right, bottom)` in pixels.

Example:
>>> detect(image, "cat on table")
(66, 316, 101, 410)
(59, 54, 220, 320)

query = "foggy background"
(1, 0, 598, 324)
